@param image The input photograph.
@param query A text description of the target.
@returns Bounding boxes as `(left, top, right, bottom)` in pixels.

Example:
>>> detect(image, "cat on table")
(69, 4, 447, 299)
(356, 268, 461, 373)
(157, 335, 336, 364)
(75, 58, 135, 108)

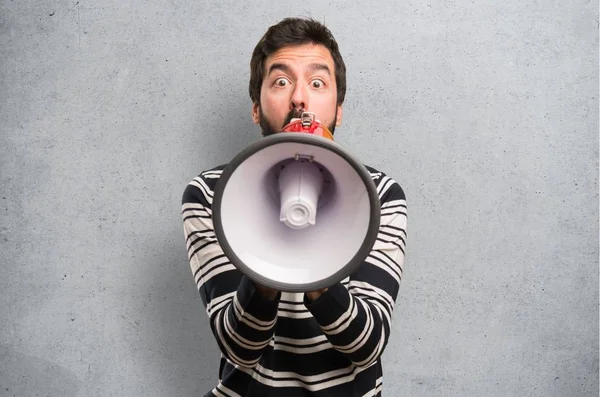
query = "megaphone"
(212, 112, 380, 292)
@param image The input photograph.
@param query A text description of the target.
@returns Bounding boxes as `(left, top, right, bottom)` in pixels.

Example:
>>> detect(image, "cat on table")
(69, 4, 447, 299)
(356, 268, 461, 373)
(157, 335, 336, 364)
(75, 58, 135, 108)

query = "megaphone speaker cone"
(213, 132, 380, 292)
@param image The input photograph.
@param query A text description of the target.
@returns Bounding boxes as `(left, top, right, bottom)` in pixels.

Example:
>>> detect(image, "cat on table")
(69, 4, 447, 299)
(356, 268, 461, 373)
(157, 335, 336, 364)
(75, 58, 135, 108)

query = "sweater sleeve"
(181, 169, 280, 369)
(304, 174, 407, 369)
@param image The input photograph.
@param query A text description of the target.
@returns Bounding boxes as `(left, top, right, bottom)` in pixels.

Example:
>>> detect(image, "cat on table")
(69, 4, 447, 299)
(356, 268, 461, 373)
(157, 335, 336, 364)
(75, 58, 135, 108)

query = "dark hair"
(249, 17, 347, 106)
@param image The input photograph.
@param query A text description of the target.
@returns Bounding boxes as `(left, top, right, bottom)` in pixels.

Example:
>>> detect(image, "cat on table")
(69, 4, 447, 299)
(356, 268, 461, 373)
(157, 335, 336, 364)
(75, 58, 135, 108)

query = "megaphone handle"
(306, 287, 329, 302)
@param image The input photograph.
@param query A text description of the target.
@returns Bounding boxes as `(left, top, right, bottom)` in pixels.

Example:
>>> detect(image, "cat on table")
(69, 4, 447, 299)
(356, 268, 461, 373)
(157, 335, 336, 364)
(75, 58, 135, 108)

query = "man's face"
(252, 43, 343, 136)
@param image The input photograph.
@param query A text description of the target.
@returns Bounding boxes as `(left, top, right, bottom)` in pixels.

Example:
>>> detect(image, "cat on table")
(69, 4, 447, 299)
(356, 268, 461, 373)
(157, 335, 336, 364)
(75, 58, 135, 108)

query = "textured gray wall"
(1, 1, 597, 396)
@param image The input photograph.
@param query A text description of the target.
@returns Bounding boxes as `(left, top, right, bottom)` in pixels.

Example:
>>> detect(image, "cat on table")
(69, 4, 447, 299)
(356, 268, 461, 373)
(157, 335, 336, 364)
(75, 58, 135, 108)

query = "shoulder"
(364, 164, 406, 205)
(181, 163, 228, 208)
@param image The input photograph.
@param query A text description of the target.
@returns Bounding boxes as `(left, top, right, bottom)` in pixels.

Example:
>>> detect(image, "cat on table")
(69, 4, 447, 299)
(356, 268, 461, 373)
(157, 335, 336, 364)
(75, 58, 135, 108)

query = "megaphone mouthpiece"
(282, 112, 334, 140)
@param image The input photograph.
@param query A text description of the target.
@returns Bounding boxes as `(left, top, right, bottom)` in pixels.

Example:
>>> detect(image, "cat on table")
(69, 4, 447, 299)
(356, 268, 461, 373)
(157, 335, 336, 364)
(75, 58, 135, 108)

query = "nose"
(291, 83, 308, 110)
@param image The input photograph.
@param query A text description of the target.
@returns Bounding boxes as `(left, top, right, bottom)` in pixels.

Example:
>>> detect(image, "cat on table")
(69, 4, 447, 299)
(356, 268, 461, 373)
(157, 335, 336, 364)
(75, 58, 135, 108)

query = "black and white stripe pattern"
(182, 163, 407, 396)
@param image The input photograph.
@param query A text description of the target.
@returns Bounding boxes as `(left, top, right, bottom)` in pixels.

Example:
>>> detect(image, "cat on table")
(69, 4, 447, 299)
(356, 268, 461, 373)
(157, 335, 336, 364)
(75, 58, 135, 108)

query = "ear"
(335, 105, 343, 126)
(251, 102, 260, 125)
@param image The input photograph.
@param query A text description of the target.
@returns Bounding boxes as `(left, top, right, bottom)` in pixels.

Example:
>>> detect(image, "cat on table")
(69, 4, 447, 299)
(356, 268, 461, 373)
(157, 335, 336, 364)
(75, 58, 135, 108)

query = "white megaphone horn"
(212, 112, 381, 292)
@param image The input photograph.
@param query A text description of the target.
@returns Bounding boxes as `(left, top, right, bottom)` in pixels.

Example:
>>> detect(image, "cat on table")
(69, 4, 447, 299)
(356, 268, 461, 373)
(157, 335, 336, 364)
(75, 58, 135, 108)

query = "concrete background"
(1, 1, 597, 396)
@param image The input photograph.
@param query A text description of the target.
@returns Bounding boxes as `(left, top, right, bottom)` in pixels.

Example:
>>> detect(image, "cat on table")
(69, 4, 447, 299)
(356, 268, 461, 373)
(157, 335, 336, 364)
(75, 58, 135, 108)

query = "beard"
(259, 107, 338, 137)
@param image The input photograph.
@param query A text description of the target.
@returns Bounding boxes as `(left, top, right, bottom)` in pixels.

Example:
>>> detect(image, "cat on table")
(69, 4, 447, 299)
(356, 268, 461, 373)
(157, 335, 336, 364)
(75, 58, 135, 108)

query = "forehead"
(264, 43, 336, 74)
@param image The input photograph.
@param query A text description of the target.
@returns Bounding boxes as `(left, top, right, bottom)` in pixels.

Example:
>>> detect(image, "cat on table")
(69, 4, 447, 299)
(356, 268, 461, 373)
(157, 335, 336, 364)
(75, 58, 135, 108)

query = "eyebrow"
(308, 63, 331, 76)
(267, 63, 291, 76)
(266, 62, 332, 77)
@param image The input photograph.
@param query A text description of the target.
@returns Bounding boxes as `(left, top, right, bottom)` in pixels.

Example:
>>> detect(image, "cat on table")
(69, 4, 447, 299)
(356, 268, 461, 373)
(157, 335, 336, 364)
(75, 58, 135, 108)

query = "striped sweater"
(181, 163, 407, 397)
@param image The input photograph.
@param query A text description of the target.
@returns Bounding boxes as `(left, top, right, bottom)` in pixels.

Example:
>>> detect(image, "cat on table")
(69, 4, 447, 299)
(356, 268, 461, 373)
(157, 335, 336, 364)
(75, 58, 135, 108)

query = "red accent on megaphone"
(281, 118, 334, 141)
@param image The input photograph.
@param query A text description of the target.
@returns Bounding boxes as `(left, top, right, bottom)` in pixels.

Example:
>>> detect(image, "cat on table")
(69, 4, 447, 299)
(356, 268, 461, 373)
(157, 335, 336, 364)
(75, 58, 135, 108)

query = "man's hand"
(254, 283, 279, 301)
(306, 288, 328, 301)
(254, 282, 328, 301)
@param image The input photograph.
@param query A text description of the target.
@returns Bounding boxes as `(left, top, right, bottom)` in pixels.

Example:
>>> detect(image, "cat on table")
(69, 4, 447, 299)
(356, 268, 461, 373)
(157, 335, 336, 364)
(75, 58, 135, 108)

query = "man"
(181, 17, 407, 397)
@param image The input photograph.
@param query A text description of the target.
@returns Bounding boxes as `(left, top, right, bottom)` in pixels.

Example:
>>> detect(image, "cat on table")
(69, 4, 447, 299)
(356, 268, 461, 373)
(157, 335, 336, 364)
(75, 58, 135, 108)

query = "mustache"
(283, 108, 306, 126)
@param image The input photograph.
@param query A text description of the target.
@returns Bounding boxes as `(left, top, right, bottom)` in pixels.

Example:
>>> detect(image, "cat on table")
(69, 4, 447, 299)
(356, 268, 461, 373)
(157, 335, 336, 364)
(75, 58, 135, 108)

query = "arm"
(181, 169, 280, 369)
(304, 174, 407, 369)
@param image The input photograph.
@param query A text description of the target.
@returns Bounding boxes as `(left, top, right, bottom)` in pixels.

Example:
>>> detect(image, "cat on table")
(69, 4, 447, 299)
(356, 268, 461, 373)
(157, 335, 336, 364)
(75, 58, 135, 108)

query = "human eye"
(274, 77, 290, 87)
(311, 79, 325, 88)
